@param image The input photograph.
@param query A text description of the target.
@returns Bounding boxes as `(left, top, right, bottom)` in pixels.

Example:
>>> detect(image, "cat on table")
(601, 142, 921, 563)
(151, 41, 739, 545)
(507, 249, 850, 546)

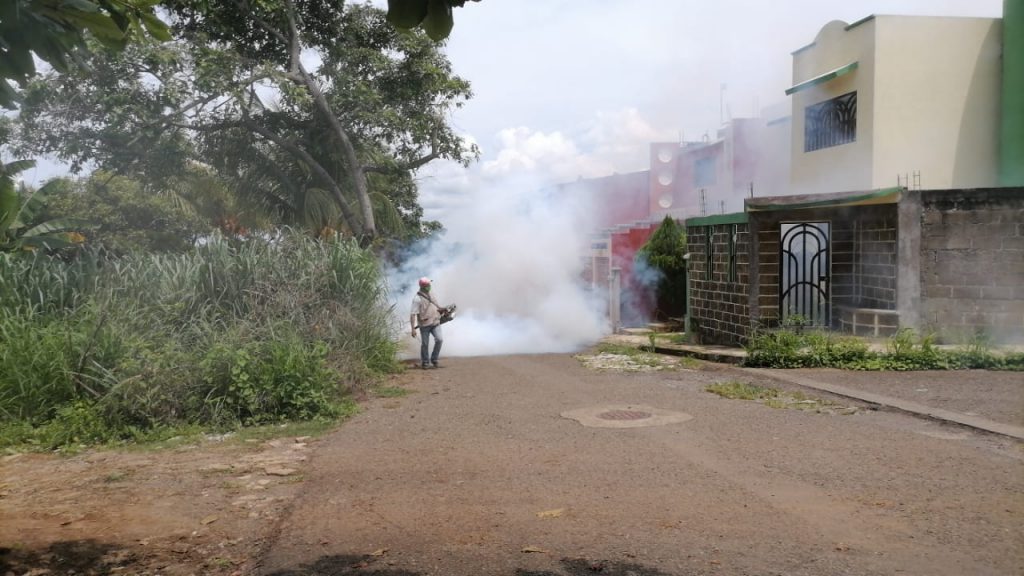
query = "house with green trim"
(685, 5, 1023, 345)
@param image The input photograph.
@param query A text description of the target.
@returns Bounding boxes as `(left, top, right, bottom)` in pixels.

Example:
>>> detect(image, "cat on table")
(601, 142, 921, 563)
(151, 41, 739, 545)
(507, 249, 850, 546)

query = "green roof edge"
(746, 187, 903, 212)
(684, 212, 750, 227)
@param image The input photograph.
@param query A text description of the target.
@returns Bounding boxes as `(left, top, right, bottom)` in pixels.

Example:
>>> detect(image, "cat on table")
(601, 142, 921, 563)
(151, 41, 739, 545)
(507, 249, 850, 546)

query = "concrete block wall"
(687, 221, 752, 345)
(855, 215, 898, 309)
(919, 188, 1024, 342)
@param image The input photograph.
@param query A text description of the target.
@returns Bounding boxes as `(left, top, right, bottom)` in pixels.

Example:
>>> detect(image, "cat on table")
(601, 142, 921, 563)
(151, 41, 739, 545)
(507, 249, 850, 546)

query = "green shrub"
(197, 332, 341, 426)
(743, 327, 1021, 371)
(0, 231, 398, 449)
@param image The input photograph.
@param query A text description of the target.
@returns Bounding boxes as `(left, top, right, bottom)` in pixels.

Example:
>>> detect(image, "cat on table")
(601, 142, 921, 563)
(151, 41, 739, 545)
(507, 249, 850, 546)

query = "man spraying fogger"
(410, 277, 455, 369)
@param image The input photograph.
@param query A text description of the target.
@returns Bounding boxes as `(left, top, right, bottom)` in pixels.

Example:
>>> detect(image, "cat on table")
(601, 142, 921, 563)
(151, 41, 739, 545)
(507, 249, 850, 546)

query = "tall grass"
(0, 231, 398, 447)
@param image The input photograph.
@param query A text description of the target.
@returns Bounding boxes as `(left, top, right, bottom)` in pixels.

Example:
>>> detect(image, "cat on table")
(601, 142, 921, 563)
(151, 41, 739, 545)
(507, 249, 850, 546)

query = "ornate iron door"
(780, 222, 831, 326)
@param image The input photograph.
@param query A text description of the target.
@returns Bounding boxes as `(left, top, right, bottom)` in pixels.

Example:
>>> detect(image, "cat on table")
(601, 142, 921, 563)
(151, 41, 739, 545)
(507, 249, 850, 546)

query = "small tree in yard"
(637, 215, 687, 322)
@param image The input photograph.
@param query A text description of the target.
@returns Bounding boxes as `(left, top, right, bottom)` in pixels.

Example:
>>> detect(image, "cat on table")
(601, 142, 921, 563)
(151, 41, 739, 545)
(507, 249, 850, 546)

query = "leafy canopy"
(0, 0, 171, 109)
(13, 2, 475, 242)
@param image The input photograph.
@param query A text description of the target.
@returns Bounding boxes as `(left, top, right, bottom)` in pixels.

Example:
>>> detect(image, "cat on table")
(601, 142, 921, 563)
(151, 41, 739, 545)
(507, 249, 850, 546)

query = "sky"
(385, 0, 1005, 221)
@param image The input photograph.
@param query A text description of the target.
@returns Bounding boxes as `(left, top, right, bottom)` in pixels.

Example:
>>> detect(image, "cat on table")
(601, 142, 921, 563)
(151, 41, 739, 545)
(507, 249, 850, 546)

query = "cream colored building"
(788, 15, 1002, 195)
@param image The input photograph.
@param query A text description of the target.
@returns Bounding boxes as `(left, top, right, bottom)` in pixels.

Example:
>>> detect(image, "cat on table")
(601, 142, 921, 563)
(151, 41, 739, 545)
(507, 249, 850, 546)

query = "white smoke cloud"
(388, 107, 676, 358)
(389, 174, 608, 358)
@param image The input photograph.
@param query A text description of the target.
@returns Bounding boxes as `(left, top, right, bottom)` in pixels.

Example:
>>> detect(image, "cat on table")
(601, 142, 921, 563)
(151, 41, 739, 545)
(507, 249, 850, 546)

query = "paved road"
(257, 355, 1024, 576)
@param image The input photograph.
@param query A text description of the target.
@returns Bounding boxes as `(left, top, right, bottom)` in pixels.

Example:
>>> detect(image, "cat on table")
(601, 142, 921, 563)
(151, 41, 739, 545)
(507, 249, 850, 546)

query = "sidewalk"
(604, 334, 1024, 441)
(743, 368, 1024, 441)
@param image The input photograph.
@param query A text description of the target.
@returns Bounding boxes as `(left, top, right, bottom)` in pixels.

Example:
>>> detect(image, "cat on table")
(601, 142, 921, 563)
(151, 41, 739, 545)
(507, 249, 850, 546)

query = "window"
(694, 156, 716, 187)
(804, 91, 857, 152)
(705, 226, 714, 279)
(728, 225, 738, 283)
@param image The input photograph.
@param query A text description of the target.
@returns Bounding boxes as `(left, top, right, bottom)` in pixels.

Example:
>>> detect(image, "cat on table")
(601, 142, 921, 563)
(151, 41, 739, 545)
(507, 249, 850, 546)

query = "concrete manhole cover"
(562, 404, 693, 429)
(598, 410, 652, 421)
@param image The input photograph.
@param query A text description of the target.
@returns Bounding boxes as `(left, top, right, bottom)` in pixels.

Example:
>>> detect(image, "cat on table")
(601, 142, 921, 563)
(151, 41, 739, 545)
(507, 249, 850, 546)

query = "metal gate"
(780, 222, 831, 326)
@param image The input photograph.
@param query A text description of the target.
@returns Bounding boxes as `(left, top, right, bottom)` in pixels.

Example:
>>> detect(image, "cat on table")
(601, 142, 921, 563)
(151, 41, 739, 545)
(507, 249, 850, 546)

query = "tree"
(0, 0, 171, 109)
(38, 171, 228, 253)
(15, 2, 474, 242)
(637, 215, 688, 322)
(0, 160, 84, 252)
(386, 0, 481, 41)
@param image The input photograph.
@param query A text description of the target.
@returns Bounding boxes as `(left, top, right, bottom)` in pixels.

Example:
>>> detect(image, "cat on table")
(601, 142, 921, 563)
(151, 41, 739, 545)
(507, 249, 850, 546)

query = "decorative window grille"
(804, 91, 857, 152)
(705, 226, 714, 280)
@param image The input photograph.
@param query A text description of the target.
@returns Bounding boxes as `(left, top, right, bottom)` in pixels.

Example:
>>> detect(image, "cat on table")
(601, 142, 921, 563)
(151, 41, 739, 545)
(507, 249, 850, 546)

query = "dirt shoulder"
(0, 424, 341, 575)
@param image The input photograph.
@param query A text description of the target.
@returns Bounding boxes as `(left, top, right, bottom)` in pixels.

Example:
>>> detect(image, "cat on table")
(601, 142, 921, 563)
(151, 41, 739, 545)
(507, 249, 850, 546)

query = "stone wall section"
(687, 222, 751, 345)
(920, 188, 1024, 342)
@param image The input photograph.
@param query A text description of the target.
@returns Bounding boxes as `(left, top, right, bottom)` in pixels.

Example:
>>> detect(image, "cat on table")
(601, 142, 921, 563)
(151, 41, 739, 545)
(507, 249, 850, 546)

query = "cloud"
(416, 106, 674, 221)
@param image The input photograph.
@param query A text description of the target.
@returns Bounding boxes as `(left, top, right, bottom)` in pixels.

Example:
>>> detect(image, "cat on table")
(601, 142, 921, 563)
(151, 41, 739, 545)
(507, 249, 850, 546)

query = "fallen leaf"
(521, 546, 549, 554)
(710, 559, 721, 565)
(370, 548, 388, 557)
(835, 543, 850, 551)
(536, 508, 565, 519)
(201, 515, 219, 525)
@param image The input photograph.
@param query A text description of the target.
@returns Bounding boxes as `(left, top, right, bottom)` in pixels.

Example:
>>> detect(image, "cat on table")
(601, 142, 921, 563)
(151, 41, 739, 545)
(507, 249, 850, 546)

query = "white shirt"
(411, 290, 442, 327)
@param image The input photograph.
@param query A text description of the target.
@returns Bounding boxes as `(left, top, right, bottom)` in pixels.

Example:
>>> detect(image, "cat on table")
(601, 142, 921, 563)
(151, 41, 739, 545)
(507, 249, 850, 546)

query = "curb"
(741, 367, 1024, 441)
(646, 344, 746, 365)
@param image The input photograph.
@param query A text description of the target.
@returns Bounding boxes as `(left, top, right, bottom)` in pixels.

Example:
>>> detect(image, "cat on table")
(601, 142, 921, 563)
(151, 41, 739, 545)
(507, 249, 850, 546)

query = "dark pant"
(419, 324, 443, 366)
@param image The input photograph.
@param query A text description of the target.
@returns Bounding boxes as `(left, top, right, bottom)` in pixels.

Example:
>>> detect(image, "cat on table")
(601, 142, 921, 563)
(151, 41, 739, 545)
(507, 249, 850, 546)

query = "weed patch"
(373, 386, 411, 398)
(706, 380, 779, 401)
(706, 381, 857, 414)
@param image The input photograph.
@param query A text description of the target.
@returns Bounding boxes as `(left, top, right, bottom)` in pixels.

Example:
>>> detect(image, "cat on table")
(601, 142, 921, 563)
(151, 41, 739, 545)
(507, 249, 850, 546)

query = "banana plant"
(0, 160, 85, 252)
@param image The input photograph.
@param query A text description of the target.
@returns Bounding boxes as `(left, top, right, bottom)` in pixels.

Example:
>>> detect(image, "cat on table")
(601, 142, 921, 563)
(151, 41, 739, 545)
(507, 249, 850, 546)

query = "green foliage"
(595, 342, 649, 357)
(638, 215, 687, 271)
(706, 380, 779, 401)
(373, 385, 411, 398)
(0, 0, 171, 109)
(743, 327, 1022, 371)
(706, 380, 856, 414)
(0, 231, 399, 449)
(637, 215, 688, 320)
(37, 172, 213, 253)
(781, 314, 810, 330)
(197, 333, 340, 426)
(386, 0, 480, 40)
(0, 160, 86, 252)
(14, 3, 475, 243)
